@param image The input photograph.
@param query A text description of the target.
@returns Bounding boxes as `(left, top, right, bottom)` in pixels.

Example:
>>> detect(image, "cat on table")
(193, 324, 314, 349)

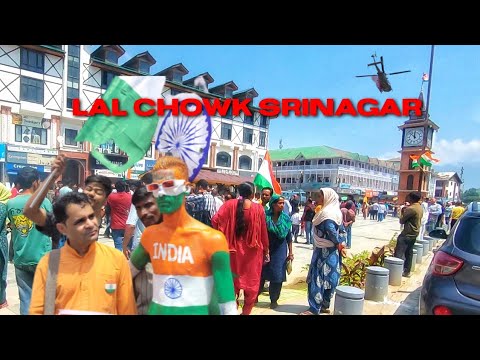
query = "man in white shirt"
(427, 198, 442, 233)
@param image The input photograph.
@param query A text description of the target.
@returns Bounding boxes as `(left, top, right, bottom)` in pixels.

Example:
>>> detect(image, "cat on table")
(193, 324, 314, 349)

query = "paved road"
(1, 215, 431, 315)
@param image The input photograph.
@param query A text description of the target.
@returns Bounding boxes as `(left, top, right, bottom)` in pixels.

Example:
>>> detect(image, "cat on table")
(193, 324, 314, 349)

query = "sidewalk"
(1, 216, 433, 315)
(248, 216, 436, 315)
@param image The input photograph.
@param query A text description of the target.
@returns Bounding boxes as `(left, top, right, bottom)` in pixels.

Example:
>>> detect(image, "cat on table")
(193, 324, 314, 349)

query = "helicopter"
(356, 53, 411, 93)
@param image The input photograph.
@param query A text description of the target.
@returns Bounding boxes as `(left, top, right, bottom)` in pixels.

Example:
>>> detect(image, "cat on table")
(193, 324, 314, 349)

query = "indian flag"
(254, 151, 282, 194)
(76, 76, 165, 173)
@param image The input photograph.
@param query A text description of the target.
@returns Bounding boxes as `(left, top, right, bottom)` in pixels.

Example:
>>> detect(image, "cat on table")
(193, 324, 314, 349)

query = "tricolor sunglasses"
(146, 179, 188, 197)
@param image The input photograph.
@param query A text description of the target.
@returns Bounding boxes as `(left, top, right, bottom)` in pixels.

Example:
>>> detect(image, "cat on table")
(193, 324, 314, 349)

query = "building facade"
(270, 146, 399, 200)
(434, 172, 462, 202)
(0, 45, 271, 186)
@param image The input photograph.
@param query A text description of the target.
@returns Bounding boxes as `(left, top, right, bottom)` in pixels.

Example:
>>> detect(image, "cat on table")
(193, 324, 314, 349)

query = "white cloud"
(377, 151, 400, 160)
(433, 138, 480, 165)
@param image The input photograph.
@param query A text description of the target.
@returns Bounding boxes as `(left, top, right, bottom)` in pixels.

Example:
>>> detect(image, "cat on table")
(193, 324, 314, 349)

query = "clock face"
(404, 127, 424, 147)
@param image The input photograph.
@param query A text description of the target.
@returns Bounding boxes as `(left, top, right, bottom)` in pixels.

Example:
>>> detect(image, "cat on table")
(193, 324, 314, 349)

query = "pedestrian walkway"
(247, 216, 435, 315)
(1, 216, 433, 315)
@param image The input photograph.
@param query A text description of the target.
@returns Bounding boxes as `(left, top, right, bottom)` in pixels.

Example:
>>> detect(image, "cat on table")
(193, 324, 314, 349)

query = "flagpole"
(425, 45, 435, 119)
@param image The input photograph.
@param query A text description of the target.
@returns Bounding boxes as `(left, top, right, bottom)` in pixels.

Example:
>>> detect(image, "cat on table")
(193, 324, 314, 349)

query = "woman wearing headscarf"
(0, 183, 11, 308)
(211, 182, 269, 315)
(301, 187, 344, 315)
(259, 195, 293, 309)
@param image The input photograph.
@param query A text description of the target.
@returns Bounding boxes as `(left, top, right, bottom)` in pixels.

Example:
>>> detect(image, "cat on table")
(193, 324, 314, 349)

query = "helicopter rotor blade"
(355, 75, 374, 78)
(388, 70, 411, 75)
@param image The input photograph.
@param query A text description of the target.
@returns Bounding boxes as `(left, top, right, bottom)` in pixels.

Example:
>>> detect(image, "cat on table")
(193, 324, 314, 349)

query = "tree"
(462, 188, 480, 203)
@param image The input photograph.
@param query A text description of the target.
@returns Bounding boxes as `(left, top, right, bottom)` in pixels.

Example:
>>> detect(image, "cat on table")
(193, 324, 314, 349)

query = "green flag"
(76, 76, 165, 173)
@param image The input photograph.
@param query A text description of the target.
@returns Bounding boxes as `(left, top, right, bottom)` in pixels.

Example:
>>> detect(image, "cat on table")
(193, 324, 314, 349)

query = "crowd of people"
(0, 153, 468, 315)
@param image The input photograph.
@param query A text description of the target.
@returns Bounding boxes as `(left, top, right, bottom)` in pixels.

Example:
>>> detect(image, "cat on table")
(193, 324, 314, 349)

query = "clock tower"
(397, 91, 439, 204)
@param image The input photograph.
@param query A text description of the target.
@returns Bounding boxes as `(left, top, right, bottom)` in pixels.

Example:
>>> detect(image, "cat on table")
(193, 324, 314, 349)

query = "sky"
(116, 45, 479, 189)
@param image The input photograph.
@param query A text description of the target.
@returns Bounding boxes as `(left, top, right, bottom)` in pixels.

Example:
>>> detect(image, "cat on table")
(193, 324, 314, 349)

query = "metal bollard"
(413, 243, 424, 264)
(418, 239, 430, 257)
(411, 249, 417, 272)
(364, 266, 390, 302)
(384, 257, 404, 286)
(334, 286, 364, 315)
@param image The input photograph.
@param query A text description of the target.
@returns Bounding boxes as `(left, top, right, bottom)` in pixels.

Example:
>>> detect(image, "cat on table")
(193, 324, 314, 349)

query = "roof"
(233, 88, 259, 98)
(91, 45, 125, 58)
(155, 63, 189, 76)
(436, 172, 463, 183)
(194, 169, 252, 186)
(183, 72, 215, 86)
(210, 81, 239, 93)
(269, 146, 398, 169)
(122, 51, 156, 68)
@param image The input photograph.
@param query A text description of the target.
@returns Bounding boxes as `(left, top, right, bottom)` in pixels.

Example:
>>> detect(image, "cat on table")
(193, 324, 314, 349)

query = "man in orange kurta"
(30, 192, 136, 315)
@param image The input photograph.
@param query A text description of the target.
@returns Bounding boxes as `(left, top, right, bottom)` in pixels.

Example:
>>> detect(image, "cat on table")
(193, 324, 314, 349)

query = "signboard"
(7, 151, 55, 166)
(145, 159, 156, 171)
(90, 154, 128, 170)
(0, 144, 6, 162)
(7, 151, 28, 164)
(94, 169, 125, 178)
(6, 163, 51, 173)
(11, 114, 51, 129)
(339, 183, 351, 189)
(132, 159, 145, 172)
(7, 145, 58, 156)
(217, 168, 240, 176)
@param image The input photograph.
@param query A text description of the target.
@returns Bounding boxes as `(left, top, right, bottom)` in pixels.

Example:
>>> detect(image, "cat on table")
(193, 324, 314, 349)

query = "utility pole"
(419, 45, 435, 195)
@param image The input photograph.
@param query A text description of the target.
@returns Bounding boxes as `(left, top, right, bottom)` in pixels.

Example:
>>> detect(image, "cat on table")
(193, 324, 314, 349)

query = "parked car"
(420, 202, 480, 315)
(281, 190, 306, 206)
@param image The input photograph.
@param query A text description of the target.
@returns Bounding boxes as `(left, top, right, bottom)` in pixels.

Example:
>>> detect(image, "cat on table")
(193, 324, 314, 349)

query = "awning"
(194, 169, 253, 186)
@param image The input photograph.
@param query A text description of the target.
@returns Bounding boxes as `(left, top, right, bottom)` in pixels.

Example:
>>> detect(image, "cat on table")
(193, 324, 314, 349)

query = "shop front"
(90, 154, 128, 183)
(6, 145, 57, 182)
(0, 144, 5, 184)
(59, 150, 89, 187)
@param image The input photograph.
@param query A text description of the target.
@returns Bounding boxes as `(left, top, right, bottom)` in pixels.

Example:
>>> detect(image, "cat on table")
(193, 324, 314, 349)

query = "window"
(20, 48, 44, 73)
(221, 123, 232, 140)
(20, 76, 44, 104)
(68, 45, 80, 57)
(172, 71, 183, 83)
(244, 114, 254, 125)
(325, 159, 331, 164)
(66, 87, 79, 109)
(258, 157, 263, 170)
(243, 129, 253, 144)
(225, 104, 233, 119)
(454, 217, 480, 255)
(105, 50, 118, 64)
(102, 71, 117, 89)
(239, 155, 252, 170)
(15, 125, 47, 145)
(67, 56, 80, 81)
(216, 152, 231, 167)
(139, 61, 149, 74)
(65, 129, 78, 146)
(259, 132, 266, 147)
(225, 88, 233, 98)
(407, 175, 414, 190)
(260, 115, 268, 128)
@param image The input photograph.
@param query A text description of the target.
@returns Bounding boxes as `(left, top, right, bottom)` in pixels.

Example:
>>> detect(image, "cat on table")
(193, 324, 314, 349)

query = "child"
(291, 209, 301, 243)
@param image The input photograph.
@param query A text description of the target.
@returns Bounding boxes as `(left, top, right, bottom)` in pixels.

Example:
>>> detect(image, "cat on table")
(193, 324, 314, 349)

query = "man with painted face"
(129, 156, 237, 315)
